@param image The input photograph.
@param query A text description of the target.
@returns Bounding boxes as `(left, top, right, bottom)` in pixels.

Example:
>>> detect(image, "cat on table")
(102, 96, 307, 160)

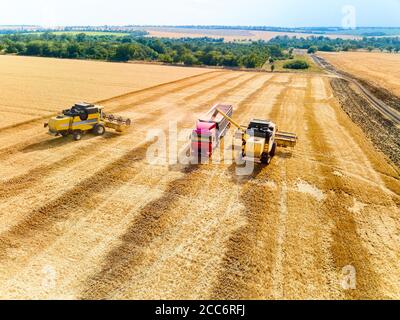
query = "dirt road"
(312, 54, 400, 124)
(0, 70, 398, 299)
(318, 51, 400, 97)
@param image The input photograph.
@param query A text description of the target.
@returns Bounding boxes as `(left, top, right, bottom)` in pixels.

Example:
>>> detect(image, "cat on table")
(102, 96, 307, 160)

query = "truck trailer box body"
(191, 104, 233, 158)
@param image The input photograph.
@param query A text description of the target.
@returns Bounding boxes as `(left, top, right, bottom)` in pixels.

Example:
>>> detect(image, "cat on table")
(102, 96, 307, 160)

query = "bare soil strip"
(331, 78, 400, 169)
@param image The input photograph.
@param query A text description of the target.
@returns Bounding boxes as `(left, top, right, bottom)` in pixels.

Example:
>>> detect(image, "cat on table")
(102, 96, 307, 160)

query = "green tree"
(4, 41, 23, 54)
(67, 43, 81, 58)
(199, 50, 221, 66)
(269, 45, 284, 58)
(222, 54, 239, 67)
(317, 44, 335, 52)
(148, 39, 166, 54)
(283, 59, 309, 70)
(121, 37, 133, 43)
(241, 54, 258, 68)
(76, 33, 87, 43)
(25, 41, 43, 56)
(113, 44, 134, 61)
(159, 53, 174, 63)
(307, 46, 318, 54)
(182, 53, 198, 66)
(41, 42, 54, 56)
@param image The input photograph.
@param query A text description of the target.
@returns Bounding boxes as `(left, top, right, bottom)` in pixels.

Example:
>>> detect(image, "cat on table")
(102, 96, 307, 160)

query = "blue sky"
(0, 0, 399, 27)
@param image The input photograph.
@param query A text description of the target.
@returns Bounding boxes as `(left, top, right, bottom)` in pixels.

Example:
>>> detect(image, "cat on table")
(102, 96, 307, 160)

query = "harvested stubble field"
(0, 55, 209, 129)
(319, 52, 400, 98)
(0, 57, 399, 299)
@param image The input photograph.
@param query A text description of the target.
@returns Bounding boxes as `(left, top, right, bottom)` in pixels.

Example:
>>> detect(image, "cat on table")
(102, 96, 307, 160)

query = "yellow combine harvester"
(44, 102, 131, 141)
(216, 108, 297, 164)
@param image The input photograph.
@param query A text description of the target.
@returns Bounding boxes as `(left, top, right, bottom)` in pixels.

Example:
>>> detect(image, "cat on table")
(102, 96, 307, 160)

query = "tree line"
(0, 33, 284, 68)
(2, 32, 397, 70)
(269, 35, 400, 53)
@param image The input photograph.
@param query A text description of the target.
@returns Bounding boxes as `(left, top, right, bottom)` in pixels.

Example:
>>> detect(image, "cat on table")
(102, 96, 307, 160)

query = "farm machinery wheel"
(93, 124, 106, 136)
(261, 152, 271, 165)
(270, 142, 277, 158)
(73, 131, 82, 141)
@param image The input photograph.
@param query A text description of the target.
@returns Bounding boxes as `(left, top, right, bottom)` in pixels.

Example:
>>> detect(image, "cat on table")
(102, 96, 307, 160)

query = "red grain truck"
(191, 104, 233, 158)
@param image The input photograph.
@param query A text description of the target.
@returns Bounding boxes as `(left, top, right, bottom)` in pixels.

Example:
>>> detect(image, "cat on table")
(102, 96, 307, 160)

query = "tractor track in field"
(183, 73, 245, 102)
(0, 71, 224, 151)
(0, 142, 151, 260)
(0, 72, 253, 195)
(95, 70, 222, 105)
(80, 164, 202, 299)
(0, 72, 253, 196)
(80, 75, 293, 299)
(0, 72, 251, 183)
(0, 72, 268, 292)
(210, 77, 295, 299)
(0, 71, 230, 162)
(0, 70, 222, 134)
(0, 136, 120, 199)
(0, 71, 252, 210)
(211, 163, 280, 299)
(302, 77, 383, 299)
(105, 72, 227, 113)
(125, 72, 259, 126)
(1, 66, 399, 299)
(79, 74, 275, 299)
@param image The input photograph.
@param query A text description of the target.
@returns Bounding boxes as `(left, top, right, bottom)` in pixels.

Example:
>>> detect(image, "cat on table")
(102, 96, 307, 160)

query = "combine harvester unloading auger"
(190, 104, 298, 164)
(44, 102, 131, 141)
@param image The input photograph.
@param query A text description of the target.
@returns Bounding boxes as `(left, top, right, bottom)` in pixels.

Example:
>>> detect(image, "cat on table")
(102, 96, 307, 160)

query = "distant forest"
(0, 31, 399, 69)
(270, 35, 400, 53)
(0, 33, 285, 68)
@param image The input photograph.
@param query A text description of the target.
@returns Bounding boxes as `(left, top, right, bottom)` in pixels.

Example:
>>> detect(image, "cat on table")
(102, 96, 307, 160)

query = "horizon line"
(1, 24, 400, 29)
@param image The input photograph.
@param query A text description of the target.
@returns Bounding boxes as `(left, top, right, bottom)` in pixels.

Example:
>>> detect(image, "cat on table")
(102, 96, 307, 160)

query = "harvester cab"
(44, 102, 131, 141)
(243, 119, 277, 164)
